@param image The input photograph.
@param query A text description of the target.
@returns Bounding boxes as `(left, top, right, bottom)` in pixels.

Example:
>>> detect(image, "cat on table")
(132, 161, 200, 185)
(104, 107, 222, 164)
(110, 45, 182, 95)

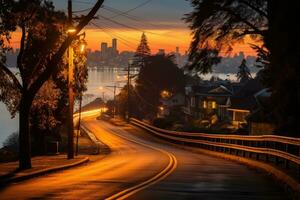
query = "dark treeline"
(184, 0, 300, 136)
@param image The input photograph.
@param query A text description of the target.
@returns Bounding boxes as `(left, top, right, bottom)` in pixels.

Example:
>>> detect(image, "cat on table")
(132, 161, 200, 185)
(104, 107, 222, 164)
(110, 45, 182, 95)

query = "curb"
(81, 126, 110, 154)
(0, 157, 89, 186)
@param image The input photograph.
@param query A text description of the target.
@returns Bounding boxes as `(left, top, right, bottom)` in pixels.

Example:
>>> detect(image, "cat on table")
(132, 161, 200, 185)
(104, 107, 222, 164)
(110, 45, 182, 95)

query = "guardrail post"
(265, 154, 269, 162)
(275, 156, 279, 165)
(285, 159, 290, 169)
(284, 144, 290, 169)
(255, 153, 259, 160)
(235, 149, 239, 156)
(242, 150, 246, 157)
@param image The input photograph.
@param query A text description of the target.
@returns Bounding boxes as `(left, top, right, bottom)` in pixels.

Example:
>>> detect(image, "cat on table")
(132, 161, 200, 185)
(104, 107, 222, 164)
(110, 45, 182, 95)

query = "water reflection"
(85, 67, 139, 103)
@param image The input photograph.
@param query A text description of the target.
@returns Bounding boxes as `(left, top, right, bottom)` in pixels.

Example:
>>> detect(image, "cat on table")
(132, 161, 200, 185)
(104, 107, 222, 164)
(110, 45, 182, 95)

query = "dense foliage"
(185, 0, 300, 135)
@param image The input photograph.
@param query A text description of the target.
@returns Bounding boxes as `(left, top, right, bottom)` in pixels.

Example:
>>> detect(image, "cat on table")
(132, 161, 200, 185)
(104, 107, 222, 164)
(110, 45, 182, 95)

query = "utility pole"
(75, 93, 82, 156)
(103, 85, 122, 118)
(67, 0, 74, 159)
(127, 61, 131, 123)
(113, 85, 116, 118)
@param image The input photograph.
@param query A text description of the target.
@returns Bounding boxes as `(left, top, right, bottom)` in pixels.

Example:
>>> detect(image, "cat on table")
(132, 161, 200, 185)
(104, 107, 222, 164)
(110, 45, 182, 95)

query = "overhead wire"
(91, 22, 137, 50)
(108, 0, 153, 19)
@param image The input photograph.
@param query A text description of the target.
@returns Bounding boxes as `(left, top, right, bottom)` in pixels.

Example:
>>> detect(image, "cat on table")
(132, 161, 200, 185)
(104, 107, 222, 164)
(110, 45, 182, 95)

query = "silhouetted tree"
(134, 33, 151, 67)
(184, 0, 300, 135)
(237, 59, 252, 83)
(30, 80, 61, 155)
(0, 0, 104, 169)
(135, 55, 185, 119)
(116, 84, 139, 118)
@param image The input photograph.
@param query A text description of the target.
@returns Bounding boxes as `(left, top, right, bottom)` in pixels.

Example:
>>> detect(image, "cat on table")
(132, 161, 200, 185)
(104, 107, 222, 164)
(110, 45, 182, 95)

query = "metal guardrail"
(131, 118, 300, 175)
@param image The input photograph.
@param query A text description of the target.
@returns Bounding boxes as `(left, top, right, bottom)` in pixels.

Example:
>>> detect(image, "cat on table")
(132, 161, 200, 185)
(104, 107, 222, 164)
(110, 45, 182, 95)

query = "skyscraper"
(112, 38, 117, 52)
(157, 49, 165, 55)
(101, 42, 108, 53)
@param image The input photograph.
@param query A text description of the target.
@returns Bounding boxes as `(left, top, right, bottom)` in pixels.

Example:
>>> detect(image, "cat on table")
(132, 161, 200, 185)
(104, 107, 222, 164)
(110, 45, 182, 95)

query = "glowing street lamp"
(67, 28, 76, 34)
(66, 26, 86, 159)
(160, 90, 171, 99)
(80, 43, 85, 53)
(159, 106, 164, 111)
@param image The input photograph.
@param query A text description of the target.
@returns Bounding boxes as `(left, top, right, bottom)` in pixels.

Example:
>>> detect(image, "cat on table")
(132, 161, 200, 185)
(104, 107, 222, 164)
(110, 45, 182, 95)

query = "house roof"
(229, 96, 257, 110)
(247, 109, 274, 123)
(208, 85, 232, 95)
(234, 79, 264, 97)
(190, 84, 233, 97)
(229, 79, 264, 111)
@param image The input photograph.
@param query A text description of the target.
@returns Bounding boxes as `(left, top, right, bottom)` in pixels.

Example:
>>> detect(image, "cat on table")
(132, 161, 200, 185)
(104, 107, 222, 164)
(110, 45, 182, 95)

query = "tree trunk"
(265, 0, 300, 135)
(18, 94, 33, 170)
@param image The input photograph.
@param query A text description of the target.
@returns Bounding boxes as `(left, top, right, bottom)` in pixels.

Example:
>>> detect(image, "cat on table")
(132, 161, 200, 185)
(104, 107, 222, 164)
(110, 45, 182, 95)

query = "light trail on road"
(0, 111, 288, 199)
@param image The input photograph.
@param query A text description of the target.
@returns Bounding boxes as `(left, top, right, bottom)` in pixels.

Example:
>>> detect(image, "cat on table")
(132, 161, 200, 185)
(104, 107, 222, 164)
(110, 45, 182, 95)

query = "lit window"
(203, 100, 207, 108)
(212, 101, 216, 109)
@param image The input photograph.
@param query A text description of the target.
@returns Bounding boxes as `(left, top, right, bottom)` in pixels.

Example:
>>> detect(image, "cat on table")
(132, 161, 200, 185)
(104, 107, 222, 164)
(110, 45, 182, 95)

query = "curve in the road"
(104, 128, 177, 200)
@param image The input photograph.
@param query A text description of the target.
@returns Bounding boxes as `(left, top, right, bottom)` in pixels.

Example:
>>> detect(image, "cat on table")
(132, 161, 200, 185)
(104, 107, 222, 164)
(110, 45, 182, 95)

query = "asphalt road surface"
(0, 116, 288, 200)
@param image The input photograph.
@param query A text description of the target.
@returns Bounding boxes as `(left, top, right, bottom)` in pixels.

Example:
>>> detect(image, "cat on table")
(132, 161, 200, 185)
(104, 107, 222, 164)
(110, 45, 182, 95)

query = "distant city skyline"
(8, 0, 258, 56)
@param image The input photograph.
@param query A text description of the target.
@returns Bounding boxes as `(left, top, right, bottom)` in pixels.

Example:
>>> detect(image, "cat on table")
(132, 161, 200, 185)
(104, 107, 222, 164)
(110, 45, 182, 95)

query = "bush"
(0, 132, 19, 162)
(2, 132, 19, 153)
(152, 118, 174, 129)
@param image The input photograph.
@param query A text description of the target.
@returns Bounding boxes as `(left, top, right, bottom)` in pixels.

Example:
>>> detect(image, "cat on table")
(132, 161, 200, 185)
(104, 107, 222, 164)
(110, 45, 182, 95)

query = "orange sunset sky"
(10, 28, 257, 56)
(9, 0, 257, 57)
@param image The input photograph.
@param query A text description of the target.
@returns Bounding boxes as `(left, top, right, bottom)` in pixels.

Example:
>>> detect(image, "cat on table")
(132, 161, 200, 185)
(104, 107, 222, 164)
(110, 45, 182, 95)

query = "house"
(183, 83, 234, 125)
(184, 79, 265, 131)
(158, 93, 185, 118)
(228, 79, 263, 128)
(247, 88, 275, 135)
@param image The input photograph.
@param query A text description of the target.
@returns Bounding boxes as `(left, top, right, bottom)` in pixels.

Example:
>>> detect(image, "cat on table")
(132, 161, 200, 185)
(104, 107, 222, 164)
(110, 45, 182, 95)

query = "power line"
(99, 20, 141, 42)
(102, 5, 180, 31)
(97, 15, 165, 37)
(73, 0, 95, 5)
(108, 0, 153, 19)
(95, 23, 138, 47)
(72, 6, 93, 13)
(91, 22, 137, 50)
(101, 5, 158, 29)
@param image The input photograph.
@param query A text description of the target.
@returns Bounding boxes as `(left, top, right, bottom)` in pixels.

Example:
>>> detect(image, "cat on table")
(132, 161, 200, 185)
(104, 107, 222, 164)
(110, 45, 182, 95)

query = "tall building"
(101, 42, 108, 53)
(157, 49, 165, 55)
(112, 38, 117, 52)
(176, 47, 179, 54)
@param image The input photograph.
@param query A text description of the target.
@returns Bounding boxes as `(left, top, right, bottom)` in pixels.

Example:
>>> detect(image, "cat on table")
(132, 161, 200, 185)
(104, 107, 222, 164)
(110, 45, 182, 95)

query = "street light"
(127, 58, 134, 122)
(66, 26, 86, 158)
(67, 28, 75, 159)
(67, 28, 76, 34)
(160, 90, 172, 99)
(80, 43, 85, 53)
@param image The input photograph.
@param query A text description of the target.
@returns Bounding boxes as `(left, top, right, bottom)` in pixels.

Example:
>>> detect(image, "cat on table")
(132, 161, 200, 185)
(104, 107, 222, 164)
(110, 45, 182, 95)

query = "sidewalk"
(107, 116, 128, 127)
(0, 155, 89, 185)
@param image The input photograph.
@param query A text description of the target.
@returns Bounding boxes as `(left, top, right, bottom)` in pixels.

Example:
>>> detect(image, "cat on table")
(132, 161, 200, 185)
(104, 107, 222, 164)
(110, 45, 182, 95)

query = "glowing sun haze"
(9, 0, 258, 56)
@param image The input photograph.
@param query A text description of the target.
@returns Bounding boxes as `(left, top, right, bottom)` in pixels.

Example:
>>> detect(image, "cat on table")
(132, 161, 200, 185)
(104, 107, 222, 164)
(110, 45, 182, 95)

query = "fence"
(131, 118, 300, 176)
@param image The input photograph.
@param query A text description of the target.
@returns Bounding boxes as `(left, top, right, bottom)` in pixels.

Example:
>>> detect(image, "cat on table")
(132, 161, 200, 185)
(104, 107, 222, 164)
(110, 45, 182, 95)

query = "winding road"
(0, 115, 288, 199)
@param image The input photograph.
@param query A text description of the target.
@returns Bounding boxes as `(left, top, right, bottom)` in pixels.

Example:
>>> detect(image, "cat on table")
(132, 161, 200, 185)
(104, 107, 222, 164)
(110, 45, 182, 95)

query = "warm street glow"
(80, 43, 85, 53)
(67, 28, 76, 34)
(161, 90, 172, 99)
